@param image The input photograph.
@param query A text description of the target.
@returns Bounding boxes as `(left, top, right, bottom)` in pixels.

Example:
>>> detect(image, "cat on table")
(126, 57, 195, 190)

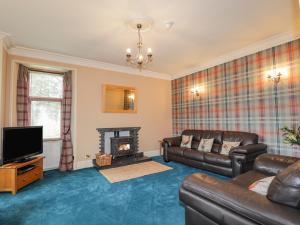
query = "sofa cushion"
(231, 170, 268, 188)
(204, 152, 232, 168)
(191, 140, 199, 150)
(211, 143, 221, 153)
(220, 141, 240, 155)
(183, 149, 205, 161)
(180, 135, 193, 148)
(167, 147, 186, 156)
(223, 131, 258, 146)
(249, 176, 275, 196)
(267, 160, 300, 208)
(198, 138, 214, 152)
(202, 130, 223, 153)
(182, 130, 223, 153)
(181, 130, 201, 150)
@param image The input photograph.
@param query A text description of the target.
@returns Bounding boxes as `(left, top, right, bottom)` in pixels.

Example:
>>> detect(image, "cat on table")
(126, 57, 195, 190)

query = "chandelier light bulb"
(138, 54, 143, 62)
(126, 48, 131, 55)
(147, 48, 152, 54)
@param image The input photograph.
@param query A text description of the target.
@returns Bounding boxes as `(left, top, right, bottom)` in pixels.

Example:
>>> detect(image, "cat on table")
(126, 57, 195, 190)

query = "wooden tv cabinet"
(0, 156, 44, 195)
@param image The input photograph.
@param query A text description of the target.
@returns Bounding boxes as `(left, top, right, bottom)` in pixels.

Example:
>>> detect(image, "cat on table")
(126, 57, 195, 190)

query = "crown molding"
(173, 31, 299, 79)
(0, 31, 9, 40)
(8, 46, 172, 80)
(0, 31, 12, 51)
(3, 38, 13, 51)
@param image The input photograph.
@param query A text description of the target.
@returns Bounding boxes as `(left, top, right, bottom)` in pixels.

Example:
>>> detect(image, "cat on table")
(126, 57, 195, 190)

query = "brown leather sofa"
(179, 154, 300, 225)
(163, 130, 267, 177)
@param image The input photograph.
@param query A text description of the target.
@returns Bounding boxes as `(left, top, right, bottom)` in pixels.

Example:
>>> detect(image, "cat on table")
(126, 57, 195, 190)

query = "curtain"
(17, 64, 30, 127)
(59, 71, 74, 171)
(123, 90, 130, 110)
(123, 90, 134, 110)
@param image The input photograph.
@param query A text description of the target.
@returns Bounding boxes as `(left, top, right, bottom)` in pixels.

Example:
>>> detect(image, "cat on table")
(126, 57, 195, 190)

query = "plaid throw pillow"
(197, 138, 214, 152)
(180, 135, 193, 148)
(220, 141, 240, 155)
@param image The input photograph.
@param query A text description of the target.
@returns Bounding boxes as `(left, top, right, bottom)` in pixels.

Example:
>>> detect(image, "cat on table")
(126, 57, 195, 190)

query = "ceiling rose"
(126, 17, 153, 32)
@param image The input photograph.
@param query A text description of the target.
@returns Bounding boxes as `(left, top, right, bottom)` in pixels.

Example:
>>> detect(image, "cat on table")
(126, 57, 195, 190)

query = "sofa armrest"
(162, 136, 181, 162)
(230, 143, 267, 155)
(253, 153, 299, 176)
(163, 136, 181, 147)
(229, 144, 267, 177)
(180, 173, 300, 225)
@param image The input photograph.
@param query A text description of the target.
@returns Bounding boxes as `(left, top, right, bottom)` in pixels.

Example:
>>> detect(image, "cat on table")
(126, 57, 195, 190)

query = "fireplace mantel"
(96, 127, 141, 132)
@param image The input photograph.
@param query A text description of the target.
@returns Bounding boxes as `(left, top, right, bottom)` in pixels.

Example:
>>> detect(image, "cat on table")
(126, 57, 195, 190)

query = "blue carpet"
(0, 157, 229, 225)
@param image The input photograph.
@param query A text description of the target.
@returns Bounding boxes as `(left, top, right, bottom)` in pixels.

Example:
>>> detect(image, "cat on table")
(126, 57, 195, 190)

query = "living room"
(0, 1, 299, 225)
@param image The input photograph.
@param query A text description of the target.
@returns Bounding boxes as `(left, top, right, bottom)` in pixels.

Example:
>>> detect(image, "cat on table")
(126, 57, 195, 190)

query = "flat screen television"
(2, 126, 43, 164)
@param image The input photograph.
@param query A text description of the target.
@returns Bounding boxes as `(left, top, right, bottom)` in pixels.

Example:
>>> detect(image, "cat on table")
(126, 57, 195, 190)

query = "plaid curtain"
(123, 90, 134, 110)
(17, 64, 30, 127)
(123, 90, 130, 110)
(59, 71, 74, 171)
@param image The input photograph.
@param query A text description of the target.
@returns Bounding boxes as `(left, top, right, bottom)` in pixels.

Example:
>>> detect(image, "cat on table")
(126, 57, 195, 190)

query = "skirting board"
(75, 159, 93, 170)
(143, 149, 160, 157)
(74, 149, 161, 170)
(44, 166, 59, 171)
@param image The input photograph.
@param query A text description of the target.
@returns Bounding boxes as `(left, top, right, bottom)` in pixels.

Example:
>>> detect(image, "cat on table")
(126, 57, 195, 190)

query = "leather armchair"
(179, 154, 300, 225)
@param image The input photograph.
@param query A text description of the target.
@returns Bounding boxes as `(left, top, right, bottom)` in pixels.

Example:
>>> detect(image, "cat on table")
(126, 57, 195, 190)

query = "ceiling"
(0, 0, 299, 76)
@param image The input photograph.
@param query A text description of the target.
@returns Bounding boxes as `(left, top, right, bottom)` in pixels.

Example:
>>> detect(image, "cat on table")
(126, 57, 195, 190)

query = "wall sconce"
(266, 67, 288, 84)
(267, 73, 282, 84)
(191, 86, 204, 97)
(128, 93, 135, 100)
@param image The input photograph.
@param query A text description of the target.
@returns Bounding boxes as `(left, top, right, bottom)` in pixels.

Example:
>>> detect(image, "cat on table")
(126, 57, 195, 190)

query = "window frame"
(28, 71, 64, 141)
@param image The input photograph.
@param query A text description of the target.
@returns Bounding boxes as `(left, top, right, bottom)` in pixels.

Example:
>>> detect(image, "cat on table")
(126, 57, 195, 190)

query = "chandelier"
(126, 23, 153, 70)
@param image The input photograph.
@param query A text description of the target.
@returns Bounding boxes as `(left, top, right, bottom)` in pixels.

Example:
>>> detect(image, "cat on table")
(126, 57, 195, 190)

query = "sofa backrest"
(254, 154, 299, 175)
(182, 130, 223, 153)
(223, 131, 258, 146)
(181, 130, 259, 153)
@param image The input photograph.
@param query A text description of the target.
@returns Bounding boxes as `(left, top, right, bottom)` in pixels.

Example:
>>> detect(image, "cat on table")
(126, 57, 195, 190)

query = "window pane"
(29, 72, 63, 98)
(31, 101, 61, 139)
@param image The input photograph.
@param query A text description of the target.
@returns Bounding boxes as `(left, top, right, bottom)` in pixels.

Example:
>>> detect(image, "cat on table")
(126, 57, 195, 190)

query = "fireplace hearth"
(94, 127, 151, 169)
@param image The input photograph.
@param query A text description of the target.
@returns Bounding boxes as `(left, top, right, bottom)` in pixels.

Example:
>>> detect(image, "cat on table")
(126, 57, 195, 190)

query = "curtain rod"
(28, 67, 66, 75)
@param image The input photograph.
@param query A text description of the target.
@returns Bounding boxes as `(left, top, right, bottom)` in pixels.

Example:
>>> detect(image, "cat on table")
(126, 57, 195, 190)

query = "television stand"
(0, 156, 44, 195)
(15, 156, 38, 163)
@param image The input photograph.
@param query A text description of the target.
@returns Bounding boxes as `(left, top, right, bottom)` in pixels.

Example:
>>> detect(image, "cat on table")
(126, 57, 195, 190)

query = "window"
(29, 71, 63, 139)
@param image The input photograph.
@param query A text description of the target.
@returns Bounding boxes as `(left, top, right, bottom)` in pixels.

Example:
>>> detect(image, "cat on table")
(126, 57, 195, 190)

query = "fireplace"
(95, 127, 151, 169)
(111, 135, 135, 158)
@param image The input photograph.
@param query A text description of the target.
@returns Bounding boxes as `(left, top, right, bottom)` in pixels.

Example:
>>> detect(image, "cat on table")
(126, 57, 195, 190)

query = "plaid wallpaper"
(172, 39, 300, 156)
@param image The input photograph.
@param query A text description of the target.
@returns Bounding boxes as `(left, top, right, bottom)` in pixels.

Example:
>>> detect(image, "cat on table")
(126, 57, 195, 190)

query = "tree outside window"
(29, 72, 63, 139)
